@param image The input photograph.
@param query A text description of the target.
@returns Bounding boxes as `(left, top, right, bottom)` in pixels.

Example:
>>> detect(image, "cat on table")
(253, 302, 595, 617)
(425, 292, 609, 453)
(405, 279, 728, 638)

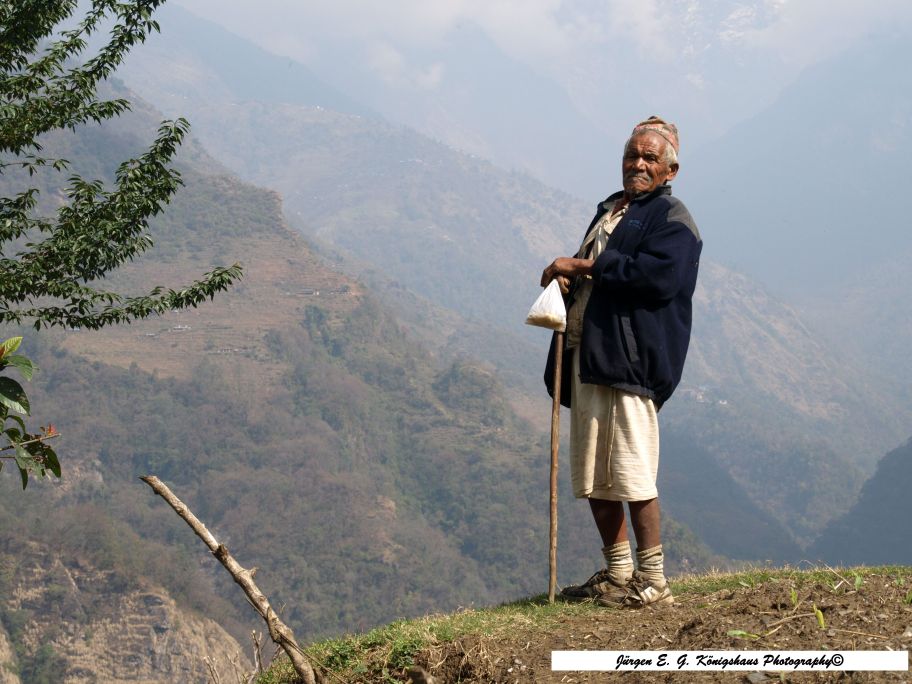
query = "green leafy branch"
(0, 336, 60, 488)
(1, 1, 243, 332)
(1, 1, 243, 488)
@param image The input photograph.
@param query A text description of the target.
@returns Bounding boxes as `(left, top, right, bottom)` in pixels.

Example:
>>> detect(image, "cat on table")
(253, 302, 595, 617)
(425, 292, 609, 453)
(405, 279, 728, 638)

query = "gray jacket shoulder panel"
(664, 196, 701, 241)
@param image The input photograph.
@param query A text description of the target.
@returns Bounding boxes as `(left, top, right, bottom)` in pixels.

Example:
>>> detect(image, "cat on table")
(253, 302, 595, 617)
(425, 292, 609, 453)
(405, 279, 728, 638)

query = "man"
(540, 116, 701, 608)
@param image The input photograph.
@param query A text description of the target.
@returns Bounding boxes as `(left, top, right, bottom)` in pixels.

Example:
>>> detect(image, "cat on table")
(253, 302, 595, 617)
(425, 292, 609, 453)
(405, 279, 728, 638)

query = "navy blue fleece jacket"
(544, 184, 702, 409)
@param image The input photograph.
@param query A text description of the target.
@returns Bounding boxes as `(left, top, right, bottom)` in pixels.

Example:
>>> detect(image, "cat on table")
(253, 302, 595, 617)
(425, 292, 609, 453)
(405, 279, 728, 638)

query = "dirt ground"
(408, 573, 912, 683)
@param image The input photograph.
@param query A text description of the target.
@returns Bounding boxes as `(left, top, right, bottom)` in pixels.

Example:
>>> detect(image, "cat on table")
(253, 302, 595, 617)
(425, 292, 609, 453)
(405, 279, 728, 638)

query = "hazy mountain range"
(145, 3, 912, 402)
(166, 0, 912, 198)
(116, 6, 911, 539)
(1, 4, 910, 679)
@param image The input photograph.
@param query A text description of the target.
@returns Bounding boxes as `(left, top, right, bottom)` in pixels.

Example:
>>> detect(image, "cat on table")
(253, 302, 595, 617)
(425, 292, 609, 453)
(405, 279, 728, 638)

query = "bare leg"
(588, 498, 627, 546)
(628, 498, 661, 549)
(570, 498, 633, 593)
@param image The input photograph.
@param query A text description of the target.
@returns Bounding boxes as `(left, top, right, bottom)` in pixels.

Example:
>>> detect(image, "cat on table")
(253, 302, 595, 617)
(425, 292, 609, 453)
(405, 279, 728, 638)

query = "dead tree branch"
(252, 630, 264, 675)
(141, 475, 319, 684)
(203, 656, 222, 684)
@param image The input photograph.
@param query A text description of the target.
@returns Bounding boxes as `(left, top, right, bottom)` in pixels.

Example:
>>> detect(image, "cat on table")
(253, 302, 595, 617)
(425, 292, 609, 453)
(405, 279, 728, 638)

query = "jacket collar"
(599, 184, 672, 211)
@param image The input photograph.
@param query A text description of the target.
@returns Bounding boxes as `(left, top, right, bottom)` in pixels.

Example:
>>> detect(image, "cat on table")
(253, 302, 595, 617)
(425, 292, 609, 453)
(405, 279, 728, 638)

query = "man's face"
(622, 131, 679, 197)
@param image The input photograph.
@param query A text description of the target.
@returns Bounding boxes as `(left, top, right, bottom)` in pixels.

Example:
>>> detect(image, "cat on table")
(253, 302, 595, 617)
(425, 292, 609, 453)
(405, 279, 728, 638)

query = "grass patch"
(257, 596, 602, 683)
(669, 564, 912, 597)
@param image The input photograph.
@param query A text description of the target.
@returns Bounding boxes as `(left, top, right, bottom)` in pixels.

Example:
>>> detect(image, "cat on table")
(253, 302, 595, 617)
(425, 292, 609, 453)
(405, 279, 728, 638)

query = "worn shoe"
(560, 569, 630, 602)
(595, 571, 674, 608)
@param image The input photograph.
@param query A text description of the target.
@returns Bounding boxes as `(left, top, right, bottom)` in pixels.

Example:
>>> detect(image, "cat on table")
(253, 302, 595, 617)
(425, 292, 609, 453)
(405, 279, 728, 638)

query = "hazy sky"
(170, 1, 912, 69)
(154, 0, 912, 201)
(171, 0, 912, 128)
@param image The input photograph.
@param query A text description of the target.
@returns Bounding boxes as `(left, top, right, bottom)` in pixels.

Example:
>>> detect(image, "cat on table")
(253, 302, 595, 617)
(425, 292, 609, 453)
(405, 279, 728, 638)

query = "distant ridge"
(120, 3, 373, 116)
(811, 437, 912, 565)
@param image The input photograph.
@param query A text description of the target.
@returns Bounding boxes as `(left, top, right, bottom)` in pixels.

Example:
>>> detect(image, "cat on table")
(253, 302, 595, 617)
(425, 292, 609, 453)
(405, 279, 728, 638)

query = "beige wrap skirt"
(568, 348, 660, 501)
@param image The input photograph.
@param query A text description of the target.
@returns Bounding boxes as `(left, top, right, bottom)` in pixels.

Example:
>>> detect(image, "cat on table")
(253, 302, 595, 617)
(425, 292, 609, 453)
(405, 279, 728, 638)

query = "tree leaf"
(14, 446, 32, 489)
(4, 415, 26, 432)
(0, 337, 22, 356)
(0, 378, 29, 415)
(43, 447, 61, 478)
(3, 355, 34, 381)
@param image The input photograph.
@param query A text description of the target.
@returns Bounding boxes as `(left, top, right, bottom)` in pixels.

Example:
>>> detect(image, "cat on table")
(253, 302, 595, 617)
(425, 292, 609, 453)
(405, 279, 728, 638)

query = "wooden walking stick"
(549, 331, 564, 603)
(527, 276, 568, 603)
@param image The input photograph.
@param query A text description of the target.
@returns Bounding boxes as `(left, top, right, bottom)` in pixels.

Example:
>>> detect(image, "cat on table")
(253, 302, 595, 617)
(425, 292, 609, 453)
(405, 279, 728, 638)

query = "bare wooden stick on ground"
(141, 475, 318, 684)
(252, 630, 264, 675)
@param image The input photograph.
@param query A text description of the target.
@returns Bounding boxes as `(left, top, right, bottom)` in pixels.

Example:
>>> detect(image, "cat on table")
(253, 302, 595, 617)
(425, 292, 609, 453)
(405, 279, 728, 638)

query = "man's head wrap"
(630, 116, 679, 155)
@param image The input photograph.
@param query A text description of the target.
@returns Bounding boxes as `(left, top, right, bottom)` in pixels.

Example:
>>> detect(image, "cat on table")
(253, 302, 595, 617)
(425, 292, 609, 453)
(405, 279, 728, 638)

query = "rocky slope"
(0, 629, 16, 684)
(0, 544, 248, 683)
